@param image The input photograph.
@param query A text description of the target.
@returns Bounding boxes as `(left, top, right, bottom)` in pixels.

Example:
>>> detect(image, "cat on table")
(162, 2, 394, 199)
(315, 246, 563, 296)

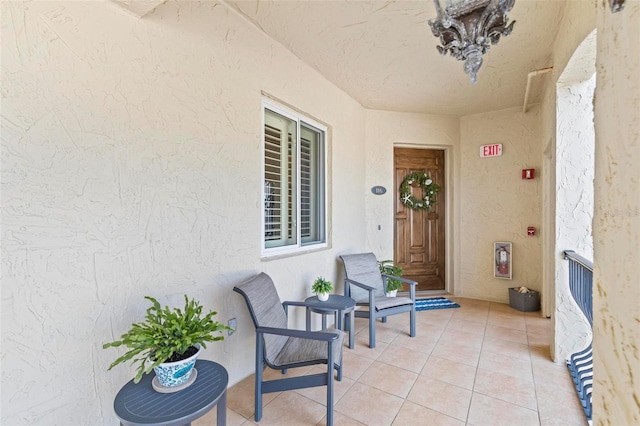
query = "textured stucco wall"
(554, 73, 596, 363)
(363, 110, 459, 290)
(1, 1, 367, 424)
(539, 0, 596, 359)
(458, 106, 542, 302)
(592, 2, 640, 424)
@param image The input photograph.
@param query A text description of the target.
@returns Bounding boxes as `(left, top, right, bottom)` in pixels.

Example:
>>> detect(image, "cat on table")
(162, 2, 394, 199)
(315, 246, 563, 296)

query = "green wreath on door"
(399, 172, 440, 211)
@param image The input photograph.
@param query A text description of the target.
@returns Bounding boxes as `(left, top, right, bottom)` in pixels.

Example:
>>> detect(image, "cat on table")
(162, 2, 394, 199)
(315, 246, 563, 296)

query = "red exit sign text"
(479, 144, 503, 158)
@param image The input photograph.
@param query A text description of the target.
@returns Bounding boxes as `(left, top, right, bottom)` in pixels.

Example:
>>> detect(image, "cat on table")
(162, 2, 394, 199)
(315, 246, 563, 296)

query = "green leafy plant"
(103, 295, 233, 383)
(311, 276, 333, 294)
(378, 260, 404, 292)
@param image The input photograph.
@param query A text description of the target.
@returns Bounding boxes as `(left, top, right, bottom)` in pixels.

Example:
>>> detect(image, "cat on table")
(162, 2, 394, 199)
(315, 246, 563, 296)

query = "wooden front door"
(394, 148, 445, 291)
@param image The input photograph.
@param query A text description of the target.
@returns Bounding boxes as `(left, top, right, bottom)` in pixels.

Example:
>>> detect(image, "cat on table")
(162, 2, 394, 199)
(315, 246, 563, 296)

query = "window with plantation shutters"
(263, 101, 326, 256)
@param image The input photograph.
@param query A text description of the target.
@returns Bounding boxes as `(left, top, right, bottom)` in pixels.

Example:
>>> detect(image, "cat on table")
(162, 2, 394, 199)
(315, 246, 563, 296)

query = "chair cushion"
(354, 296, 414, 311)
(273, 330, 345, 367)
(340, 253, 385, 301)
(234, 273, 289, 364)
(373, 296, 414, 311)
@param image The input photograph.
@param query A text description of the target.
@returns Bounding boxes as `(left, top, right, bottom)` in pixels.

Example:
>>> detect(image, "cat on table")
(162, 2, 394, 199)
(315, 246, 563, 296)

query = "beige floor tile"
(341, 350, 375, 381)
(421, 355, 477, 390)
(258, 391, 328, 426)
(351, 331, 389, 359)
(489, 302, 522, 314)
(528, 331, 553, 348)
(530, 345, 553, 363)
(453, 298, 489, 308)
(316, 410, 367, 426)
(222, 296, 586, 426)
(477, 350, 534, 382)
(431, 339, 481, 367)
(450, 309, 489, 324)
(416, 308, 453, 321)
(439, 328, 484, 348)
(485, 323, 529, 344)
(467, 393, 539, 426)
(390, 331, 439, 354)
(454, 299, 489, 310)
(488, 312, 527, 331)
(536, 385, 588, 425)
(262, 364, 314, 381)
(532, 362, 577, 393)
(482, 336, 531, 360)
(474, 368, 538, 410)
(295, 365, 356, 406)
(335, 382, 404, 426)
(414, 321, 447, 336)
(358, 361, 418, 398)
(407, 376, 472, 421)
(226, 374, 279, 418)
(193, 406, 247, 426)
(392, 401, 465, 426)
(445, 318, 487, 335)
(525, 315, 553, 335)
(380, 313, 408, 326)
(539, 417, 588, 426)
(377, 343, 429, 373)
(416, 309, 455, 324)
(451, 305, 488, 315)
(358, 321, 402, 343)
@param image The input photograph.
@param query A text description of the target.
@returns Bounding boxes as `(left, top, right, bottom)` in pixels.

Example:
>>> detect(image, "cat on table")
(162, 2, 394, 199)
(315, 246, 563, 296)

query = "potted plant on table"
(379, 260, 403, 297)
(103, 295, 232, 391)
(312, 277, 333, 301)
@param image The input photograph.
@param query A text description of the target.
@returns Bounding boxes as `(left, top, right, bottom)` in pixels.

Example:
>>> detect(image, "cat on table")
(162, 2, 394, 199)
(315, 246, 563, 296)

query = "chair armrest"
(381, 274, 418, 286)
(282, 300, 313, 309)
(256, 326, 339, 342)
(345, 278, 376, 292)
(381, 274, 417, 302)
(282, 300, 348, 313)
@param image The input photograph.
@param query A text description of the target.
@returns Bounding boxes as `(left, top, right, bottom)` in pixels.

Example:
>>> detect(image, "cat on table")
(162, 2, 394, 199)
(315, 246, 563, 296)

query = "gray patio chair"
(340, 252, 417, 348)
(234, 272, 344, 426)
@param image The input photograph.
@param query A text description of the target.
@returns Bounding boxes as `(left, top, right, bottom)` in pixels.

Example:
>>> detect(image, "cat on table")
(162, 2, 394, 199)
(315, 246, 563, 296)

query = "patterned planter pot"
(153, 344, 201, 389)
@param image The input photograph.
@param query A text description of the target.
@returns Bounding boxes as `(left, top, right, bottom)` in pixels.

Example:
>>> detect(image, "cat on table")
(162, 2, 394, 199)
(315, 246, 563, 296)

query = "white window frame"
(261, 99, 328, 257)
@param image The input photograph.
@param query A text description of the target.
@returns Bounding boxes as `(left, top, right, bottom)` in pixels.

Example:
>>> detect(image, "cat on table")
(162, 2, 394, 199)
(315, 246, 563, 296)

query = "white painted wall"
(363, 108, 545, 303)
(538, 1, 640, 421)
(1, 1, 368, 423)
(458, 106, 542, 302)
(3, 0, 637, 424)
(556, 76, 595, 261)
(554, 72, 595, 362)
(363, 110, 459, 291)
(593, 2, 640, 424)
(538, 1, 596, 360)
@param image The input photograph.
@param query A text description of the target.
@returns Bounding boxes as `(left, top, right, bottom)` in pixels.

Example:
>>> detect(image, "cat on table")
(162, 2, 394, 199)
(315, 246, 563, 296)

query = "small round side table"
(304, 294, 356, 349)
(114, 359, 228, 426)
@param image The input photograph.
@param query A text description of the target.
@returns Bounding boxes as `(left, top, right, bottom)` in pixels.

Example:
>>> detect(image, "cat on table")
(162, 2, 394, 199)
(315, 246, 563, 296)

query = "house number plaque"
(371, 186, 386, 195)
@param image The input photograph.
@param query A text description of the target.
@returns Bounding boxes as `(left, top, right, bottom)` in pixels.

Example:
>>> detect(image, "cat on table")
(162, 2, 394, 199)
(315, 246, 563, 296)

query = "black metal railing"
(563, 250, 594, 423)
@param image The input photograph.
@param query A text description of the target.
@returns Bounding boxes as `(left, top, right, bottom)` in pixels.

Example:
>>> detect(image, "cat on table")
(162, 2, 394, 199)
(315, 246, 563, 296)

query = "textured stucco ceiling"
(224, 0, 566, 116)
(112, 0, 167, 16)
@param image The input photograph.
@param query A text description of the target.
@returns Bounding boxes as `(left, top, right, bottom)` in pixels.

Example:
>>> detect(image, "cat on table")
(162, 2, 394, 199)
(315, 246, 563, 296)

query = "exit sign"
(480, 144, 503, 158)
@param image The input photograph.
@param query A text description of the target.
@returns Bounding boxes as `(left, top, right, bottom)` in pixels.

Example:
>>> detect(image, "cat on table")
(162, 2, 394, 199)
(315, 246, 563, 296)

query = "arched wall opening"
(552, 30, 596, 362)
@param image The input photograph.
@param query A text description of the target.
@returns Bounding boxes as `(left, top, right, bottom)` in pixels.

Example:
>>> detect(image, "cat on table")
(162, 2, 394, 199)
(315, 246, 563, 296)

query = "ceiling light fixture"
(609, 0, 625, 13)
(428, 0, 516, 84)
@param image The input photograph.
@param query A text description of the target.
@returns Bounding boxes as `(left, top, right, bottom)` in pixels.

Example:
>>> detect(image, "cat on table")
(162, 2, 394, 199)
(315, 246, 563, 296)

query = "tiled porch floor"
(195, 298, 587, 426)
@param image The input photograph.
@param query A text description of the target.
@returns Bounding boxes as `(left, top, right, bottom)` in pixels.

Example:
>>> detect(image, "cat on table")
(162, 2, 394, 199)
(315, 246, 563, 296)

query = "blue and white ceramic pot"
(153, 344, 201, 388)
